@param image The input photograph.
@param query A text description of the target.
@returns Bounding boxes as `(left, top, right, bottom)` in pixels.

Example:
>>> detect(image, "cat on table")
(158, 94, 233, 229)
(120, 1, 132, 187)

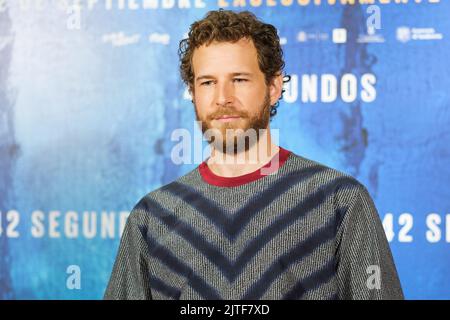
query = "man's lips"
(215, 115, 241, 121)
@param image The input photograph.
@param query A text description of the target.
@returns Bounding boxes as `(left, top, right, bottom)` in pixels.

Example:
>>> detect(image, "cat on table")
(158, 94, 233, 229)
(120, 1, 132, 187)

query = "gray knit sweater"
(104, 147, 404, 300)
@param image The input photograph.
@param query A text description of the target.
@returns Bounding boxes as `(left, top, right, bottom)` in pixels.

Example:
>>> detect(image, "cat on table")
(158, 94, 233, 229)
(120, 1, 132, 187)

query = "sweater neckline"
(199, 146, 292, 187)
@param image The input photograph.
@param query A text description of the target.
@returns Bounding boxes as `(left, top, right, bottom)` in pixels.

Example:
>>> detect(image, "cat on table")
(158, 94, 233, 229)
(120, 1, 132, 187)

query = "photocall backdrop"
(0, 0, 448, 299)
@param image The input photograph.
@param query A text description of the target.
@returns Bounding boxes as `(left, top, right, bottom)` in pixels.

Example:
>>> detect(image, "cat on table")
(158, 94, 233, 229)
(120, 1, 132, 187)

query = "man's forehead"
(192, 39, 260, 79)
(200, 37, 253, 49)
(193, 38, 257, 61)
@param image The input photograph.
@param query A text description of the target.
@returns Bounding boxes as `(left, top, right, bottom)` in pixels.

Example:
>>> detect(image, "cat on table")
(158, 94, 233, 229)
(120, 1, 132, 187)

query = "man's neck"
(206, 131, 279, 178)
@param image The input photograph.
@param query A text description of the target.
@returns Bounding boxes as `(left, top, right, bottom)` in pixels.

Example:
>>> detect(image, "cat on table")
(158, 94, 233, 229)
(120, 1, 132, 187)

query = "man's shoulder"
(286, 152, 377, 230)
(128, 166, 201, 219)
(285, 151, 365, 192)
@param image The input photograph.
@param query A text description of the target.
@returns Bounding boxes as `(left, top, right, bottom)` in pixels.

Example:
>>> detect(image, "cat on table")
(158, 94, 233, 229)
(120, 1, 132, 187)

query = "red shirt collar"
(199, 146, 292, 187)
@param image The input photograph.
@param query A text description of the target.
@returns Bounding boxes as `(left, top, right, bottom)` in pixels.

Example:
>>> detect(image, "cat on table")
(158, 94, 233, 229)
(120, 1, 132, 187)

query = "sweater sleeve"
(335, 184, 404, 300)
(103, 210, 153, 300)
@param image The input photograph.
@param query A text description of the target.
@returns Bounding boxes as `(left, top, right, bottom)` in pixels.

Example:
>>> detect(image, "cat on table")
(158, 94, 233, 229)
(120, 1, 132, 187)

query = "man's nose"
(215, 80, 235, 107)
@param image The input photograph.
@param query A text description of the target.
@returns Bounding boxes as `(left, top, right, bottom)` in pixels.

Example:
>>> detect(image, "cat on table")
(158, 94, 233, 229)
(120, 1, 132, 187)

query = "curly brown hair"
(178, 9, 291, 119)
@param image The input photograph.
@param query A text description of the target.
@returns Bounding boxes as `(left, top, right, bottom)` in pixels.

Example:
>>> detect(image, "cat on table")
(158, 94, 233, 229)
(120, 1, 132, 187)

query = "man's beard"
(194, 89, 272, 155)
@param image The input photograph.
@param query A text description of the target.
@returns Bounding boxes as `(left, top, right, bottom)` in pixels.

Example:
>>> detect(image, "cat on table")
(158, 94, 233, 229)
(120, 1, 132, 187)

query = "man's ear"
(189, 85, 195, 103)
(269, 72, 283, 106)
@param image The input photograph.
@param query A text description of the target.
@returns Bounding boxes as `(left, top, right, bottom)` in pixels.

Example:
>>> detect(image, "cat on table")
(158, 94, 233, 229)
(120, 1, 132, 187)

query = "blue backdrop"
(0, 0, 449, 299)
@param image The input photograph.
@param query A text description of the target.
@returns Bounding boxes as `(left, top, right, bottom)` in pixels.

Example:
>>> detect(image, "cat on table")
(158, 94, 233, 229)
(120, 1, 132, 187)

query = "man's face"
(190, 38, 280, 154)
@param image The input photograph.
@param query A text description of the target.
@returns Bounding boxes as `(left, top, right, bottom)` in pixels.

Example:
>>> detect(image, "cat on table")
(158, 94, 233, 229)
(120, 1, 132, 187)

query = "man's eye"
(201, 81, 213, 86)
(234, 78, 247, 83)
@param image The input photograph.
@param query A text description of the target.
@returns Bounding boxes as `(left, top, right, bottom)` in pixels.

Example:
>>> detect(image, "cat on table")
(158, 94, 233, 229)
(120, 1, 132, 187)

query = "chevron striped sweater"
(104, 146, 404, 300)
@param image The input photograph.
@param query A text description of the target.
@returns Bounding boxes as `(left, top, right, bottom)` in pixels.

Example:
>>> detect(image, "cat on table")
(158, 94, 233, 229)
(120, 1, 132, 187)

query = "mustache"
(208, 108, 248, 120)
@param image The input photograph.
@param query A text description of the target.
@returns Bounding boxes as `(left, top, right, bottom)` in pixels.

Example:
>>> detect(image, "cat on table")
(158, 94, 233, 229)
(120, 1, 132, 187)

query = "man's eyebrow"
(195, 72, 253, 81)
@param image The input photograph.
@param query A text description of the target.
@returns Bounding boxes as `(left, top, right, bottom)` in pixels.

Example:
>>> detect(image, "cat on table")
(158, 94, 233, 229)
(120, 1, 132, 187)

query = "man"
(104, 9, 404, 300)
